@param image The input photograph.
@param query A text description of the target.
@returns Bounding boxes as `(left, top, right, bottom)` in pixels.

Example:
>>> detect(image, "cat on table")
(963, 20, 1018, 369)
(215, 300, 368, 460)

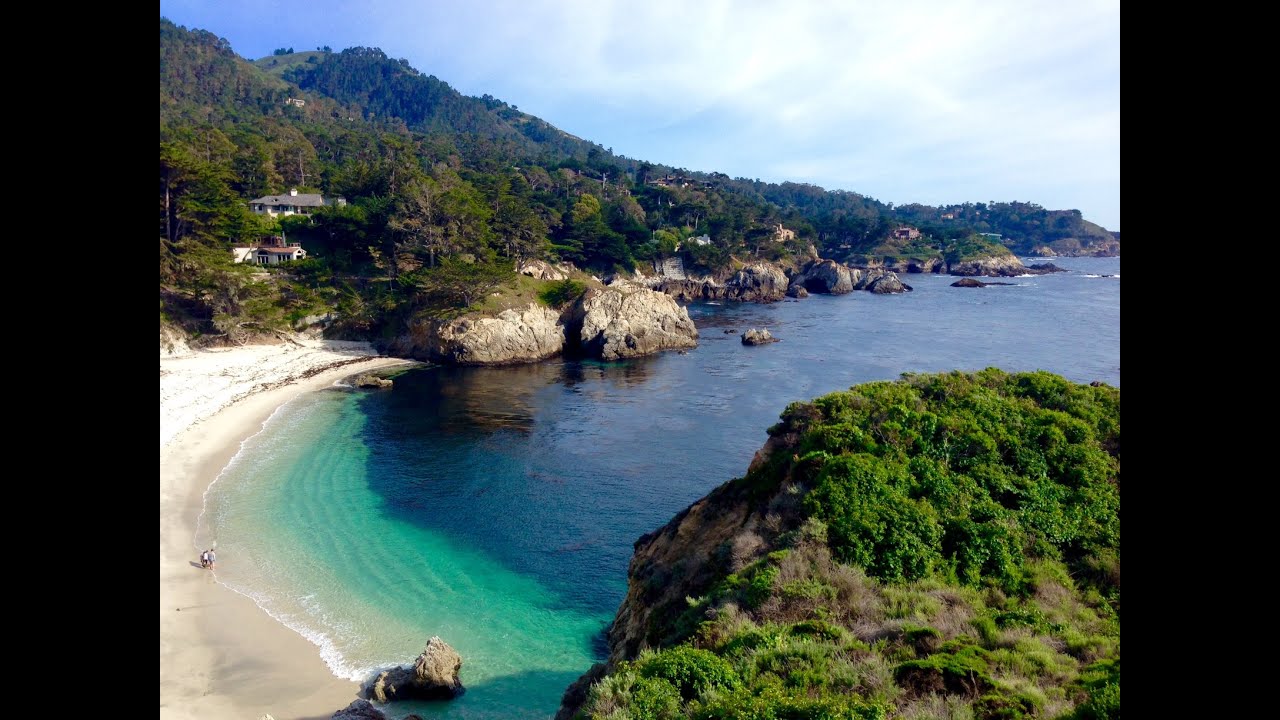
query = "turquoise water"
(198, 256, 1119, 719)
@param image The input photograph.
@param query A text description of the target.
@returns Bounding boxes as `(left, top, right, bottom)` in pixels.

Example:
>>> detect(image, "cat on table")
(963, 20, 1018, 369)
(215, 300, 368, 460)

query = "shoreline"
(160, 347, 413, 720)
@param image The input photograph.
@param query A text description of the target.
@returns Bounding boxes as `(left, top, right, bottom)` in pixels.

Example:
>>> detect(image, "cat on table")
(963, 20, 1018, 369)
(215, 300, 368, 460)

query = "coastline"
(160, 341, 413, 720)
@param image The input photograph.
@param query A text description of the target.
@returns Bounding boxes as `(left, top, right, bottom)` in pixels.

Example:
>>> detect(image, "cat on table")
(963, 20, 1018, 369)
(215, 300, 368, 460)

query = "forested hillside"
(159, 18, 1117, 347)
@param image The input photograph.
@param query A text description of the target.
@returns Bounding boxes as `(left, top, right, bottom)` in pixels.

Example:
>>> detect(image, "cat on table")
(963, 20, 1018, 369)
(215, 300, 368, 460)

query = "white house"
(248, 188, 346, 217)
(231, 235, 307, 265)
(230, 246, 257, 263)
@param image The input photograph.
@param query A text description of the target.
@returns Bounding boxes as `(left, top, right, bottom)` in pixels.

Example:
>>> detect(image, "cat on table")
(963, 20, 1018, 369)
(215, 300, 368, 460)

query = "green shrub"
(637, 646, 740, 702)
(692, 686, 888, 720)
(895, 644, 993, 698)
(780, 578, 838, 602)
(788, 620, 846, 642)
(538, 278, 586, 307)
(1070, 659, 1120, 720)
(631, 675, 683, 719)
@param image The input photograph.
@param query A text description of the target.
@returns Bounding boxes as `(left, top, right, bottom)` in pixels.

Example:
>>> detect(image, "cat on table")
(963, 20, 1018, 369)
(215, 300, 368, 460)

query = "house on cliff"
(231, 235, 306, 265)
(248, 188, 346, 218)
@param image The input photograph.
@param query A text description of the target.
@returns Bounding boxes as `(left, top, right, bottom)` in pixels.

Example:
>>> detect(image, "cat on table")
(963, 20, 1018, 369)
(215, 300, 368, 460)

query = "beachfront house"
(231, 235, 307, 265)
(893, 226, 922, 241)
(248, 188, 346, 218)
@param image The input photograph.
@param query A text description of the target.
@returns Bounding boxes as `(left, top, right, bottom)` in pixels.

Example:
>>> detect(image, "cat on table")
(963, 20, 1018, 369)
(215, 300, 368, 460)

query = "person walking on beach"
(207, 548, 216, 570)
(200, 549, 210, 569)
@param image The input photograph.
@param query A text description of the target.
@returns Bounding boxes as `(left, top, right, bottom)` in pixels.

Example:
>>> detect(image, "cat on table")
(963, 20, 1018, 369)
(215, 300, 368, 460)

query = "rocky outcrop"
(866, 272, 910, 294)
(331, 699, 386, 720)
(786, 285, 809, 299)
(655, 279, 726, 303)
(947, 254, 1028, 277)
(948, 255, 1069, 277)
(862, 256, 946, 274)
(724, 263, 789, 302)
(951, 278, 1014, 288)
(387, 303, 565, 365)
(655, 262, 788, 303)
(517, 259, 571, 281)
(353, 374, 393, 388)
(568, 283, 699, 361)
(791, 259, 854, 294)
(741, 328, 779, 345)
(160, 323, 190, 358)
(903, 257, 946, 274)
(365, 636, 464, 703)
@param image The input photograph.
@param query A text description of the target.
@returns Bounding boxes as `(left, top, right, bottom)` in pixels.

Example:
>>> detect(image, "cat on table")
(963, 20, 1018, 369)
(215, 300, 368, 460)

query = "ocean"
(196, 256, 1119, 718)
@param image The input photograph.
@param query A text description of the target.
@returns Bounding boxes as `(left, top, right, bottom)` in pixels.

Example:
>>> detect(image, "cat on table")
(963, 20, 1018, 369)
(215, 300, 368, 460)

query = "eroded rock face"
(366, 636, 464, 703)
(569, 284, 699, 360)
(388, 303, 565, 365)
(867, 272, 910, 294)
(331, 699, 386, 720)
(792, 259, 854, 294)
(741, 328, 779, 345)
(517, 259, 571, 281)
(724, 263, 789, 302)
(655, 262, 789, 303)
(947, 255, 1029, 277)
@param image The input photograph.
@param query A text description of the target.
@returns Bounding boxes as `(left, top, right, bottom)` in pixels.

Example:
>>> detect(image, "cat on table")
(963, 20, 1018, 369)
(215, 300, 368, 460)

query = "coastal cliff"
(386, 303, 566, 365)
(384, 282, 699, 365)
(558, 370, 1121, 720)
(656, 262, 791, 303)
(569, 282, 699, 360)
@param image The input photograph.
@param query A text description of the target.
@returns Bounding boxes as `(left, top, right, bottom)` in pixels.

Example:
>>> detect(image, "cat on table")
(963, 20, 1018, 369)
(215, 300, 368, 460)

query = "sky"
(160, 0, 1120, 230)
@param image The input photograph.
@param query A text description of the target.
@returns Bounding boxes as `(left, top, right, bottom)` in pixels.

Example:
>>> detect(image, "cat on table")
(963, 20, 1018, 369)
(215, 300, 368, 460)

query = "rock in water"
(786, 284, 810, 298)
(791, 259, 853, 294)
(867, 272, 909, 294)
(353, 374, 393, 388)
(741, 328, 779, 345)
(724, 263, 789, 302)
(570, 283, 699, 360)
(366, 636, 465, 702)
(951, 278, 988, 288)
(331, 699, 386, 719)
(388, 303, 565, 365)
(1024, 262, 1068, 274)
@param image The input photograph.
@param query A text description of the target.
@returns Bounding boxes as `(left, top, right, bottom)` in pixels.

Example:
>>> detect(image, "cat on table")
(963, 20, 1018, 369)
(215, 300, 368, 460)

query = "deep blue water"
(199, 256, 1118, 719)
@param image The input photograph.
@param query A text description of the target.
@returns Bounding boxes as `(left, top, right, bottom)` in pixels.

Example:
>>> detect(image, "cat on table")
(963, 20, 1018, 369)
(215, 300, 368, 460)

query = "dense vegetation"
(159, 18, 1117, 347)
(572, 370, 1119, 719)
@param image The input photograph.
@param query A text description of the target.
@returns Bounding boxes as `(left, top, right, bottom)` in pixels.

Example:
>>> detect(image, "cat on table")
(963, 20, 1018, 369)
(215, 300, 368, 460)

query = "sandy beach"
(160, 339, 413, 720)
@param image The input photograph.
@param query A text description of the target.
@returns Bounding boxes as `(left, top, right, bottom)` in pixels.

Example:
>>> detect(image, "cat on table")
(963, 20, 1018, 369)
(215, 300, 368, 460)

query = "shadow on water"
(351, 356, 673, 618)
(380, 668, 588, 720)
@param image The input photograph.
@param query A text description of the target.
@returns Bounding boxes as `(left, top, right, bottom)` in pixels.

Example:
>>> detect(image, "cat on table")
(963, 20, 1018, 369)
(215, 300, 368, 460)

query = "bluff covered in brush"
(559, 370, 1120, 720)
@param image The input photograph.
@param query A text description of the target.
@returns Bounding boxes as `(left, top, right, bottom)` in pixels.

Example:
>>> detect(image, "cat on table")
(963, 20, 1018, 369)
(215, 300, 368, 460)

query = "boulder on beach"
(331, 700, 385, 720)
(365, 636, 465, 702)
(741, 328, 779, 346)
